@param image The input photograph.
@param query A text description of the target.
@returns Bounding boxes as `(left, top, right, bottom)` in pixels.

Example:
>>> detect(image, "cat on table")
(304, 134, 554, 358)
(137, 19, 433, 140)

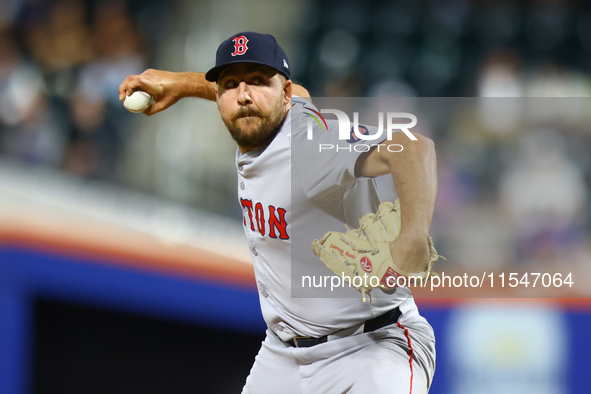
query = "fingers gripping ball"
(123, 91, 153, 113)
(311, 199, 442, 302)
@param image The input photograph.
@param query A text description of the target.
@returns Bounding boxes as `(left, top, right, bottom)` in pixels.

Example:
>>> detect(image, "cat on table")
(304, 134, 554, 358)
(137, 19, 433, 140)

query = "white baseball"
(123, 91, 153, 113)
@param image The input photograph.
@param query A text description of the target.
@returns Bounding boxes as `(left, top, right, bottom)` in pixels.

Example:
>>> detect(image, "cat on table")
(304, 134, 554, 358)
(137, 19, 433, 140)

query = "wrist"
(397, 229, 429, 245)
(391, 231, 431, 273)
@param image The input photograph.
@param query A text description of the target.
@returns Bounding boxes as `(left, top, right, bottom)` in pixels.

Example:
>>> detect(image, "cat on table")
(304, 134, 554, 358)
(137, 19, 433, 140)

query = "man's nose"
(237, 82, 253, 105)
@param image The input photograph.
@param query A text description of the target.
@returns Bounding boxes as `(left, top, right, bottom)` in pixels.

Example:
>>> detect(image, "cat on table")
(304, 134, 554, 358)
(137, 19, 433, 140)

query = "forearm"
(171, 71, 216, 101)
(120, 68, 309, 115)
(119, 69, 216, 115)
(369, 134, 438, 273)
(356, 133, 437, 236)
(388, 134, 437, 237)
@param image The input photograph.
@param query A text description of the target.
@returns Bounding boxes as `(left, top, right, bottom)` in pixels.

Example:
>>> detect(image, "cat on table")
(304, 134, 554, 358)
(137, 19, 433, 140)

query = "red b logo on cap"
(232, 35, 249, 56)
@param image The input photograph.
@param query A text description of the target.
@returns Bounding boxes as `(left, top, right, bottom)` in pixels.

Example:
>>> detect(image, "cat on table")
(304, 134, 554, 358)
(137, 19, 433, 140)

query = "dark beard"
(222, 104, 287, 151)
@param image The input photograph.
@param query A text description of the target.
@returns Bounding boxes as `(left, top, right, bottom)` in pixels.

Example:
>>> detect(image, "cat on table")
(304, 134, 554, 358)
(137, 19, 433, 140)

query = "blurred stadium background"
(0, 0, 590, 393)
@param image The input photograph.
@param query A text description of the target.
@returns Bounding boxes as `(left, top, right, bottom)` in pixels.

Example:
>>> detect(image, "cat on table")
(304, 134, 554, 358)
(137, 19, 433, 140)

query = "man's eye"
(225, 81, 238, 89)
(251, 77, 263, 85)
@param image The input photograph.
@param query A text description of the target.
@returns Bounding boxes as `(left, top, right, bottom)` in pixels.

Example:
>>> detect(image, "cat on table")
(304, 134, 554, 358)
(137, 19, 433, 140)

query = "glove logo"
(231, 35, 249, 56)
(360, 257, 373, 273)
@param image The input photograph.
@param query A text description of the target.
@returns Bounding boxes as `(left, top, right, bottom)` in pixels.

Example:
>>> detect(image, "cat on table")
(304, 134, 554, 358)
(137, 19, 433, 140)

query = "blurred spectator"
(83, 0, 147, 107)
(476, 49, 523, 98)
(499, 129, 588, 263)
(63, 90, 120, 179)
(62, 0, 147, 180)
(0, 26, 66, 166)
(0, 0, 147, 179)
(23, 0, 93, 98)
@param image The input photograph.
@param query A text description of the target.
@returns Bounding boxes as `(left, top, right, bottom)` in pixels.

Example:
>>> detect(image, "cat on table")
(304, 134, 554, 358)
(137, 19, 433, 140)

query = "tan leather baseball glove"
(311, 199, 441, 302)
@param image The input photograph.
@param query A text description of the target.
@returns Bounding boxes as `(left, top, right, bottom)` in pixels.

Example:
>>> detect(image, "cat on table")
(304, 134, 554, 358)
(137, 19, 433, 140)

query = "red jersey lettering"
(240, 200, 289, 239)
(240, 198, 255, 231)
(268, 205, 289, 240)
(255, 202, 265, 236)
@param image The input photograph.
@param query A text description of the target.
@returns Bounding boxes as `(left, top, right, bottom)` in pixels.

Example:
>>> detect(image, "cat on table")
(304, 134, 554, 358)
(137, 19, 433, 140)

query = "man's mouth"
(234, 109, 262, 121)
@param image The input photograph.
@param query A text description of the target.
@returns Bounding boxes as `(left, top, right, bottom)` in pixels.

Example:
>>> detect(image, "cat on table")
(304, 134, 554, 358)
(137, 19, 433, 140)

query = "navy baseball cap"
(205, 32, 291, 82)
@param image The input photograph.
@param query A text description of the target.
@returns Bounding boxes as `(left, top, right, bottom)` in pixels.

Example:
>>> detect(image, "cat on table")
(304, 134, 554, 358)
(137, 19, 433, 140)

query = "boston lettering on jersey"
(240, 198, 289, 239)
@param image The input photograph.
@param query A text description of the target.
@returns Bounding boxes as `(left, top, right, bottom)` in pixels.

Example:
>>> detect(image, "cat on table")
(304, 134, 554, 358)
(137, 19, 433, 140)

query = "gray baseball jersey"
(237, 96, 435, 393)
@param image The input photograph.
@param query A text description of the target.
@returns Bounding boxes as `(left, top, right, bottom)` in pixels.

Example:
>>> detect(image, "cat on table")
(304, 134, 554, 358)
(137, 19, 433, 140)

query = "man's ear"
(215, 83, 221, 108)
(283, 79, 293, 104)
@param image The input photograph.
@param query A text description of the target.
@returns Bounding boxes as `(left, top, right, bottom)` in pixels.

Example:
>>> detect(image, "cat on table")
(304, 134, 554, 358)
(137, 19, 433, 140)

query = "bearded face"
(216, 64, 291, 153)
(220, 95, 287, 151)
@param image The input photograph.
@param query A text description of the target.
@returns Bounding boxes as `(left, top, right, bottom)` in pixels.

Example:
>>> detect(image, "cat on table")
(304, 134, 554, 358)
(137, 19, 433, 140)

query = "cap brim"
(205, 60, 289, 82)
